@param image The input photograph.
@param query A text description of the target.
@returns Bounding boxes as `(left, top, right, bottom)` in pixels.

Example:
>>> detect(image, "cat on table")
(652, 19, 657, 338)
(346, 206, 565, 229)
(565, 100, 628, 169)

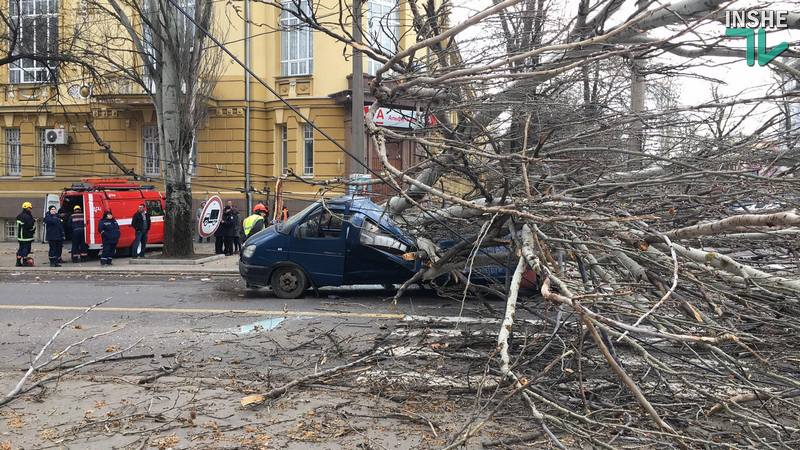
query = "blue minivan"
(239, 196, 421, 298)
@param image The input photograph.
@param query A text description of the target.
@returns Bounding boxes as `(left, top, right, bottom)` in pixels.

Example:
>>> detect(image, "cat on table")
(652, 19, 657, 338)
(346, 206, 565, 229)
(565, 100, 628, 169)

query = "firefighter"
(98, 210, 120, 266)
(243, 203, 268, 240)
(15, 202, 35, 267)
(43, 205, 65, 267)
(71, 205, 88, 263)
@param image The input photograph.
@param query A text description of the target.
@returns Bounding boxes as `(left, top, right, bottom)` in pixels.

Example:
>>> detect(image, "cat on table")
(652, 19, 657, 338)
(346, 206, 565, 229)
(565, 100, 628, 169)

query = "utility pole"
(350, 0, 366, 177)
(244, 0, 252, 211)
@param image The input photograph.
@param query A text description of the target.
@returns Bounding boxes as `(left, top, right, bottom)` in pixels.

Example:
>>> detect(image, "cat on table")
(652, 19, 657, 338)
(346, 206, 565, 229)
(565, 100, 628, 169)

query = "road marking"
(0, 304, 405, 320)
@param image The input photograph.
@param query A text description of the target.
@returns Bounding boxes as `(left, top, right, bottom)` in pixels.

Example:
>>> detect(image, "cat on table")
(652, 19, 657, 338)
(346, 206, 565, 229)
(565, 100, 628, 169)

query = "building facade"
(0, 0, 419, 240)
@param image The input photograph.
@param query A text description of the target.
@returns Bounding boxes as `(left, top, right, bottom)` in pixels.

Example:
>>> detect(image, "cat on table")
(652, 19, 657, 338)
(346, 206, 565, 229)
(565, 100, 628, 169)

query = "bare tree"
(268, 0, 800, 446)
(82, 0, 222, 256)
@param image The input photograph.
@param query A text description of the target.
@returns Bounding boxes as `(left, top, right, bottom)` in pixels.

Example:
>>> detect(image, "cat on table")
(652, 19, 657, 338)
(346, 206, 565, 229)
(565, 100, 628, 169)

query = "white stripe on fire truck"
(88, 194, 96, 246)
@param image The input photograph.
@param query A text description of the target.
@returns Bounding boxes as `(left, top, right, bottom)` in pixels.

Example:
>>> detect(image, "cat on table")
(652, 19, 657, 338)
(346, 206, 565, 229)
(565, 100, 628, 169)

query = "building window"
(143, 125, 160, 176)
(367, 0, 399, 75)
(5, 220, 16, 240)
(37, 129, 55, 175)
(280, 0, 313, 76)
(9, 0, 59, 84)
(4, 128, 21, 176)
(303, 124, 313, 176)
(280, 125, 288, 174)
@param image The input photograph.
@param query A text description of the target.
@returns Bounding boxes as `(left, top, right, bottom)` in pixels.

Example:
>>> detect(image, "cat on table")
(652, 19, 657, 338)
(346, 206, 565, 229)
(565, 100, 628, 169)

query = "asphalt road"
(0, 273, 472, 376)
(0, 274, 492, 449)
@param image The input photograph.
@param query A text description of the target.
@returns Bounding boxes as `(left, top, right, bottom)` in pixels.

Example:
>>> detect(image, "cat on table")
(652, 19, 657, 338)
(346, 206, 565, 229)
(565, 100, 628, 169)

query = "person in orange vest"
(281, 206, 289, 221)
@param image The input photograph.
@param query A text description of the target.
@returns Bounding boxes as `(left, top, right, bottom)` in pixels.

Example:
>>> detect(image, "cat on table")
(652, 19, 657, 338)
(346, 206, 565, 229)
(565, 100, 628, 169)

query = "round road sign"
(198, 195, 223, 238)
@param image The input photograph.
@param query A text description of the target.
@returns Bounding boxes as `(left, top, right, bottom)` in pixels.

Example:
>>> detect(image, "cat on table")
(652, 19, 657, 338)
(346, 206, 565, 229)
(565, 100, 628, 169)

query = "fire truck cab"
(59, 178, 166, 253)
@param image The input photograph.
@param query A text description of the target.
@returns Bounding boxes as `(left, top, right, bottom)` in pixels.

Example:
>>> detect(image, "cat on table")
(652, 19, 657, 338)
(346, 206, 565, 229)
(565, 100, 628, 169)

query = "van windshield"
(276, 202, 319, 234)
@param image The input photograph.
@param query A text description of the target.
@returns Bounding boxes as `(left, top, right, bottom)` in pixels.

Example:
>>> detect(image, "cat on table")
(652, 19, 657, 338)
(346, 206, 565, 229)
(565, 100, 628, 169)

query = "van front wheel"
(270, 266, 307, 299)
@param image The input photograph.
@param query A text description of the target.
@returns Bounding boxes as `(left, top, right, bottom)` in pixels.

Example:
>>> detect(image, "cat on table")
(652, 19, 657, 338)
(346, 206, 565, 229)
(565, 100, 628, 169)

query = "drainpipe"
(244, 0, 253, 211)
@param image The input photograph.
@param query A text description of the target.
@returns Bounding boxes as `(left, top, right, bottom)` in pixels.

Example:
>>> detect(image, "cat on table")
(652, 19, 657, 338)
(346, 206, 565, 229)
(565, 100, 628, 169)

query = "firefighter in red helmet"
(243, 203, 268, 240)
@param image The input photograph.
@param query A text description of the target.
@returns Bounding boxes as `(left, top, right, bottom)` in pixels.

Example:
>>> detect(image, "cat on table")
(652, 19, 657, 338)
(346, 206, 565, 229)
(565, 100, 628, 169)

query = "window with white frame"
(303, 124, 313, 176)
(9, 0, 59, 83)
(280, 0, 313, 76)
(367, 0, 399, 76)
(4, 128, 21, 176)
(280, 125, 289, 174)
(5, 220, 16, 240)
(143, 125, 160, 176)
(37, 128, 55, 175)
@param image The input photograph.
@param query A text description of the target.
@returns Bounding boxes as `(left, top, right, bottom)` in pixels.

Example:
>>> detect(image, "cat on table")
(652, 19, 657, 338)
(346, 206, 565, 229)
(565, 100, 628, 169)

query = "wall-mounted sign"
(198, 195, 223, 238)
(364, 106, 437, 129)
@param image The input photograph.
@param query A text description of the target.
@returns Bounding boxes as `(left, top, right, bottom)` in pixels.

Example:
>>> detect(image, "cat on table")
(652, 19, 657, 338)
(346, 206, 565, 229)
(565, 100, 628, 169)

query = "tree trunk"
(627, 57, 645, 168)
(158, 2, 194, 257)
(163, 182, 194, 256)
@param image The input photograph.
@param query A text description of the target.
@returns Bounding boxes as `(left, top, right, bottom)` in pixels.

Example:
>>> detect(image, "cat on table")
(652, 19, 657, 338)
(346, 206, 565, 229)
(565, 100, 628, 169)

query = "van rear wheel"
(270, 266, 307, 299)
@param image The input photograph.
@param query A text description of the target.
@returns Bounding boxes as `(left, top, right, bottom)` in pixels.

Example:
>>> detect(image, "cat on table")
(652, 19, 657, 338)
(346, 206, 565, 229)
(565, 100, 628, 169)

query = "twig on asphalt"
(2, 297, 112, 407)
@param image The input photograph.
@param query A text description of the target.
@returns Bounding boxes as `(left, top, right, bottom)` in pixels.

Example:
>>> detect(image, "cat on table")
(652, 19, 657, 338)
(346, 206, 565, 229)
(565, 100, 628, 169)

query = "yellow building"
(0, 0, 422, 239)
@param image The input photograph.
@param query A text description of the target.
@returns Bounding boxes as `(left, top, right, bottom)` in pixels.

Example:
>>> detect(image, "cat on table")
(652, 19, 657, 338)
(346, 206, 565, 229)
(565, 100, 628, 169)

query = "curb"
(128, 254, 226, 265)
(0, 267, 240, 276)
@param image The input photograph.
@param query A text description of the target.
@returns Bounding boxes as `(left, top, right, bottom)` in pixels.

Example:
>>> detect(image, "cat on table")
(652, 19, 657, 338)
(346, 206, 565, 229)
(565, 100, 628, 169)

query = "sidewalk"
(0, 242, 239, 275)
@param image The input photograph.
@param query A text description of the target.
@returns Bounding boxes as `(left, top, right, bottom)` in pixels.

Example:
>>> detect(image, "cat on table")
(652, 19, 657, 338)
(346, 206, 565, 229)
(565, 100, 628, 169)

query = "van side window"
(146, 200, 164, 217)
(295, 209, 348, 239)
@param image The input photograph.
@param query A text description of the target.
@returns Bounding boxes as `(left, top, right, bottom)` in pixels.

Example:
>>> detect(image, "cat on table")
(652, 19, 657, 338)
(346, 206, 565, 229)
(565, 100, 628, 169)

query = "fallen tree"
(272, 0, 800, 446)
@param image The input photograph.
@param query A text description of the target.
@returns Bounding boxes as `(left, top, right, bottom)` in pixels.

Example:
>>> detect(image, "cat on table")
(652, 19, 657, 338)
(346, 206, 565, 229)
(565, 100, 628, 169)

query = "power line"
(162, 0, 397, 193)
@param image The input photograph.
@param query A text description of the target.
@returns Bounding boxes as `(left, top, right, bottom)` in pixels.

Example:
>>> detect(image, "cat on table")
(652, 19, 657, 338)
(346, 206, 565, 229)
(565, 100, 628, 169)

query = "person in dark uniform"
(220, 206, 236, 256)
(43, 205, 65, 267)
(232, 207, 242, 253)
(70, 205, 88, 263)
(98, 210, 120, 266)
(214, 214, 225, 255)
(15, 202, 35, 267)
(59, 207, 72, 242)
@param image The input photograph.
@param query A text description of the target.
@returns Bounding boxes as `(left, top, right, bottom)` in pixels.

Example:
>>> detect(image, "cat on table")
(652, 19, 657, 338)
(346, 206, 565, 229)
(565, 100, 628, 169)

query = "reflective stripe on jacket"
(16, 211, 35, 241)
(243, 214, 264, 237)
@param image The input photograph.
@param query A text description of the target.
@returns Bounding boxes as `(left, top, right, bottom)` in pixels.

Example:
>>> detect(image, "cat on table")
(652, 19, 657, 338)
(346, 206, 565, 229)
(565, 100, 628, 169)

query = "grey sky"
(449, 0, 798, 113)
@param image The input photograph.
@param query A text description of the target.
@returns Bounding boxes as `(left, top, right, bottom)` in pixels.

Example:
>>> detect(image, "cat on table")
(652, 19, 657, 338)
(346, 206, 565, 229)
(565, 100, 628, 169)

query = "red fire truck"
(59, 178, 166, 253)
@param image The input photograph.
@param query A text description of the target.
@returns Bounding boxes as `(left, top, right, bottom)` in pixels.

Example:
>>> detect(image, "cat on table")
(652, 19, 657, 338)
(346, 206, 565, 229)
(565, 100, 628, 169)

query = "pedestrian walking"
(15, 202, 35, 267)
(131, 203, 151, 258)
(98, 211, 120, 266)
(70, 205, 88, 263)
(43, 205, 64, 267)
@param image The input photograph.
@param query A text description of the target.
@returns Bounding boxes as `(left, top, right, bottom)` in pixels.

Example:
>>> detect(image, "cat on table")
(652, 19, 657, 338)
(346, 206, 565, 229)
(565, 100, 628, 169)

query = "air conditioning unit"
(45, 128, 68, 145)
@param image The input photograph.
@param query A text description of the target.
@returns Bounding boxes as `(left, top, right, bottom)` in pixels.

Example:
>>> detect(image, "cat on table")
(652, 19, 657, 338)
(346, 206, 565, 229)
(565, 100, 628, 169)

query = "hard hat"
(22, 201, 32, 209)
(74, 205, 82, 211)
(253, 203, 267, 213)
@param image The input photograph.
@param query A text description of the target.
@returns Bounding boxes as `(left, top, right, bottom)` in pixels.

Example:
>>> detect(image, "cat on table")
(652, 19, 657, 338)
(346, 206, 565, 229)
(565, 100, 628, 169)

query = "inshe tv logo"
(725, 10, 790, 67)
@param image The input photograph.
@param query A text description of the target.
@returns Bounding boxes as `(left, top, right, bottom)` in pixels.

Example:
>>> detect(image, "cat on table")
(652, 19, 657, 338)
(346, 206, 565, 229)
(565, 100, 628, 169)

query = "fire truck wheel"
(270, 266, 307, 299)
